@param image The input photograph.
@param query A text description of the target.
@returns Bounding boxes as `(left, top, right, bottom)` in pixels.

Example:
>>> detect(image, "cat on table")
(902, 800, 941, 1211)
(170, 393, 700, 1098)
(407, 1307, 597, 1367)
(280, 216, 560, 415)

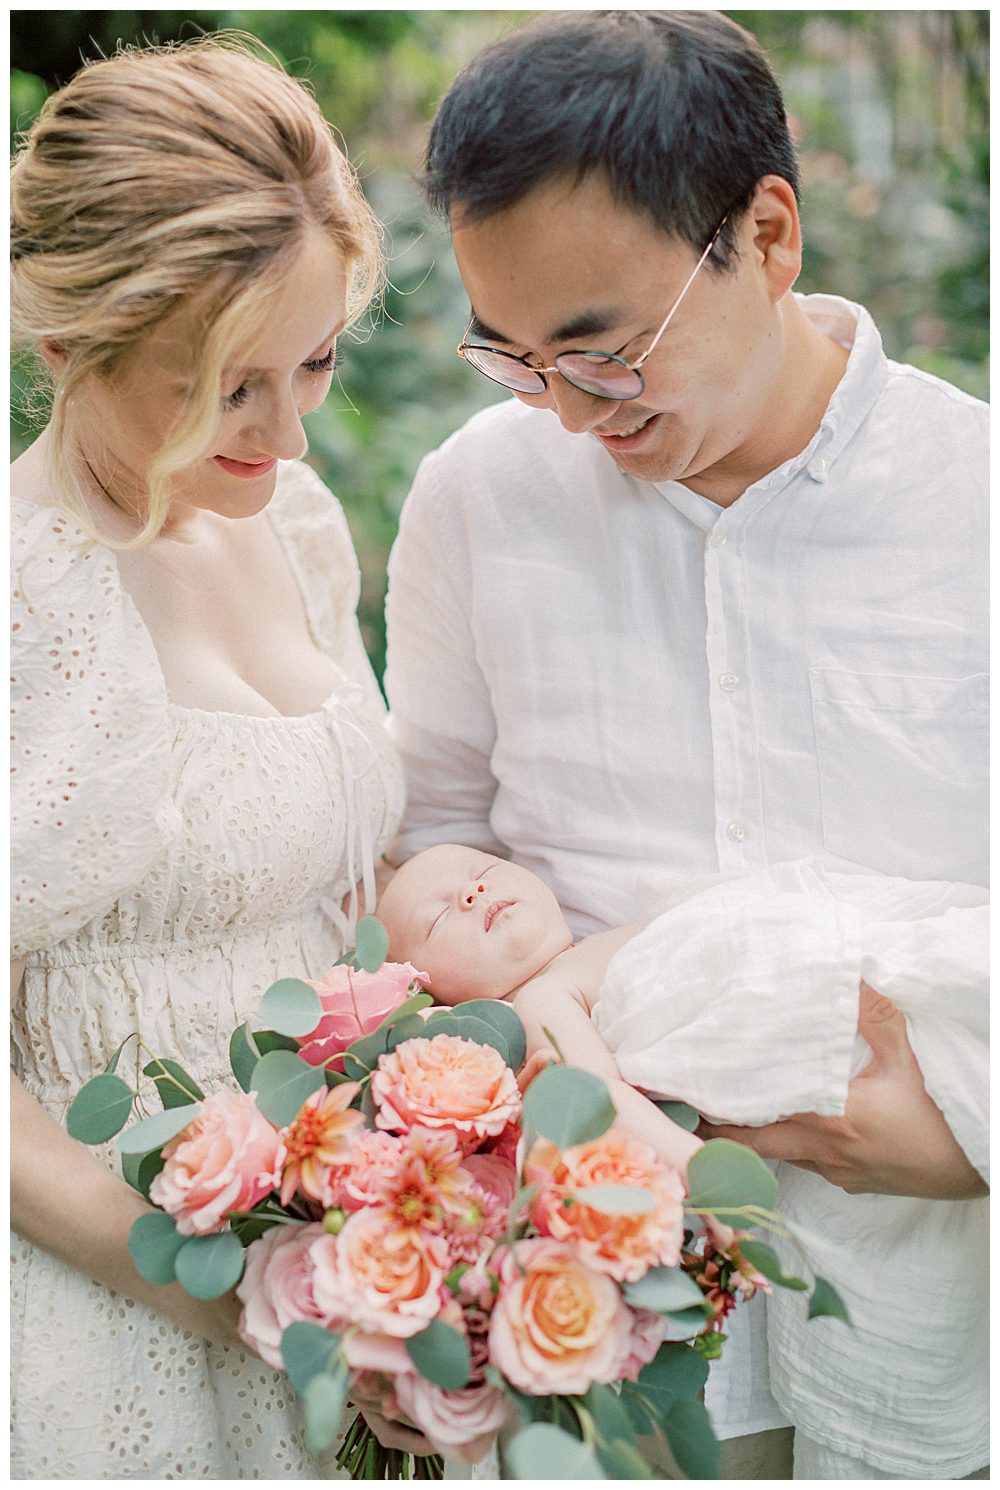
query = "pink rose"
(149, 1090, 285, 1236)
(297, 962, 427, 1070)
(396, 1304, 512, 1462)
(237, 1222, 342, 1368)
(372, 1034, 521, 1144)
(489, 1238, 633, 1395)
(310, 1207, 451, 1338)
(616, 1307, 668, 1381)
(461, 1152, 518, 1210)
(525, 1129, 686, 1281)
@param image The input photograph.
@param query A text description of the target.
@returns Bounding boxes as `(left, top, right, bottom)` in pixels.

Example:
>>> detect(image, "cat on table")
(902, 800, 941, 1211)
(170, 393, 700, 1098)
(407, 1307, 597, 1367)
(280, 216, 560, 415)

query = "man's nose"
(540, 375, 620, 436)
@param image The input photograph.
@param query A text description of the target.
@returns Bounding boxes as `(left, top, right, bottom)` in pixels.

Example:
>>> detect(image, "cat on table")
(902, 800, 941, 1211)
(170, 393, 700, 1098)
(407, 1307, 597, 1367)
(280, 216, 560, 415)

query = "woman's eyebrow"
(227, 320, 345, 378)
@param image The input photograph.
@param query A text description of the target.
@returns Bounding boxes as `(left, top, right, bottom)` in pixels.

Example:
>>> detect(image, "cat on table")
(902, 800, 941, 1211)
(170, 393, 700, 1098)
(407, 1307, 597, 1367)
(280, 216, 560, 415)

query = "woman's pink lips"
(213, 454, 278, 479)
(484, 900, 514, 932)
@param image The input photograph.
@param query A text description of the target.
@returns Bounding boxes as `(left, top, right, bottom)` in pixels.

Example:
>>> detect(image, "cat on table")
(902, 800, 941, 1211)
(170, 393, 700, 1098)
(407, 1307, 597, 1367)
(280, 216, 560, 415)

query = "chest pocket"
(809, 669, 988, 881)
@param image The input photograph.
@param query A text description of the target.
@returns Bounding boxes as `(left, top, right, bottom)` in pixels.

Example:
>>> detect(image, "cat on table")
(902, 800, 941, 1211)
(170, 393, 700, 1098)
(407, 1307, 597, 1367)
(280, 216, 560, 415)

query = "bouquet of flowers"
(67, 916, 847, 1479)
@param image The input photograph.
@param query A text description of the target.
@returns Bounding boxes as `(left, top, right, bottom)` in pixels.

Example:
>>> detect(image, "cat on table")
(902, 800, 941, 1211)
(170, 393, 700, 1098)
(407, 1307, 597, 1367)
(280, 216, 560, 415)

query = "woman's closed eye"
(220, 347, 342, 411)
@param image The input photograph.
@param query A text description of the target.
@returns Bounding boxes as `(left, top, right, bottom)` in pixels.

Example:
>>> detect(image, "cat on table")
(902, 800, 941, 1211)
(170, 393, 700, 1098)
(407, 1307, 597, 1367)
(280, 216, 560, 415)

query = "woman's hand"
(702, 983, 987, 1199)
(361, 1409, 437, 1457)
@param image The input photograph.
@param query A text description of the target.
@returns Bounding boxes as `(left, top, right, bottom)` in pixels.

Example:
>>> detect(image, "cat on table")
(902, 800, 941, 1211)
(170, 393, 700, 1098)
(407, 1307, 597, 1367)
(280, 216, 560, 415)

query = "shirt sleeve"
(383, 449, 507, 862)
(11, 503, 177, 957)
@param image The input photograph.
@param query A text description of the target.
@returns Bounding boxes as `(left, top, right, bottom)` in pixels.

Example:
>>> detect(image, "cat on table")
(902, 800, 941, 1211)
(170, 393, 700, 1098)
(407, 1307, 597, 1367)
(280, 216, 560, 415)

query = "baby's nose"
(462, 881, 487, 907)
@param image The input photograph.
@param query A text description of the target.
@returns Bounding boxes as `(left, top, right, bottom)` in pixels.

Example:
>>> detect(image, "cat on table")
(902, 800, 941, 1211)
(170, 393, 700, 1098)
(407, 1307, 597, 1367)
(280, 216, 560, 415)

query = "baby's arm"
(511, 968, 700, 1174)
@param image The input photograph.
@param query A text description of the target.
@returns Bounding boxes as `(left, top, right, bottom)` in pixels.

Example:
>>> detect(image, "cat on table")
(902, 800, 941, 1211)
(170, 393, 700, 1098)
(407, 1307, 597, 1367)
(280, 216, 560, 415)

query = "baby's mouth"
(484, 900, 514, 932)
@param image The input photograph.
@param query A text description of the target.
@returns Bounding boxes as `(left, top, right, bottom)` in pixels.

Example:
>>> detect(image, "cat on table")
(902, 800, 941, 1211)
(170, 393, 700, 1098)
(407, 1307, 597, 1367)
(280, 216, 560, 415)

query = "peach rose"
(310, 1207, 451, 1338)
(149, 1090, 285, 1236)
(372, 1034, 521, 1144)
(525, 1128, 686, 1281)
(237, 1222, 343, 1368)
(488, 1238, 633, 1395)
(297, 962, 427, 1070)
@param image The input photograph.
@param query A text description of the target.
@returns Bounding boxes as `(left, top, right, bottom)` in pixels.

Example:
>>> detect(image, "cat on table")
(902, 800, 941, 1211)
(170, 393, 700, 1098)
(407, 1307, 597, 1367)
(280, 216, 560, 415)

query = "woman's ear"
(38, 340, 69, 375)
(746, 175, 802, 303)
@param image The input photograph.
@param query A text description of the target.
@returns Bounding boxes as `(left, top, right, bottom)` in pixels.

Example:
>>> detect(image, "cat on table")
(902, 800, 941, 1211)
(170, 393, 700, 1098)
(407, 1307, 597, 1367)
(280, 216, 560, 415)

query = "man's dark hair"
(424, 10, 799, 266)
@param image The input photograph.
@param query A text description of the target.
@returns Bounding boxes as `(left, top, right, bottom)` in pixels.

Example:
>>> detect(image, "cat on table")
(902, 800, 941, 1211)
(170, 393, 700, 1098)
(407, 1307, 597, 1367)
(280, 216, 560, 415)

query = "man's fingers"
(698, 1119, 796, 1161)
(856, 981, 911, 1065)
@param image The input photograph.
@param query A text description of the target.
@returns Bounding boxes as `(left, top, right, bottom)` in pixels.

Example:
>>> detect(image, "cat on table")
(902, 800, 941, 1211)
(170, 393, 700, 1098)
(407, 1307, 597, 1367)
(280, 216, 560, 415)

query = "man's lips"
(594, 412, 662, 453)
(213, 454, 278, 479)
(484, 900, 514, 932)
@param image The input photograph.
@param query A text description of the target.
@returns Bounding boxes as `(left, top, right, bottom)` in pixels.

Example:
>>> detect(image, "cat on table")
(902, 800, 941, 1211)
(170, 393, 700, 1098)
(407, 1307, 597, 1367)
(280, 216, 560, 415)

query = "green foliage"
(661, 1398, 721, 1480)
(417, 1010, 512, 1065)
(121, 1147, 166, 1200)
(174, 1230, 246, 1298)
(505, 1422, 607, 1479)
(574, 1184, 657, 1216)
(281, 1320, 341, 1395)
(142, 1057, 205, 1109)
(738, 1238, 809, 1291)
(127, 1212, 185, 1284)
(117, 1102, 196, 1155)
(66, 1073, 135, 1143)
(685, 1138, 779, 1217)
(404, 1318, 472, 1390)
(445, 998, 527, 1070)
(623, 1265, 707, 1314)
(251, 1049, 326, 1125)
(259, 978, 324, 1039)
(304, 1362, 350, 1454)
(521, 1065, 617, 1148)
(809, 1276, 852, 1324)
(652, 1098, 701, 1132)
(352, 915, 390, 973)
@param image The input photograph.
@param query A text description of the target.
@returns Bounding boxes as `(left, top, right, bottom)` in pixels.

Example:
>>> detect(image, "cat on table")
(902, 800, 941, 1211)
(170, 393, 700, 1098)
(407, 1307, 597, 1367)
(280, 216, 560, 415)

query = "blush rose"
(372, 1034, 521, 1144)
(297, 962, 427, 1070)
(237, 1222, 343, 1368)
(149, 1089, 285, 1236)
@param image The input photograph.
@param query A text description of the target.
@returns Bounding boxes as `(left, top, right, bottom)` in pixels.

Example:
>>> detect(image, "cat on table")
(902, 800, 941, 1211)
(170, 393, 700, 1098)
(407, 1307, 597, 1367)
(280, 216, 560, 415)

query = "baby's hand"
(516, 1047, 557, 1094)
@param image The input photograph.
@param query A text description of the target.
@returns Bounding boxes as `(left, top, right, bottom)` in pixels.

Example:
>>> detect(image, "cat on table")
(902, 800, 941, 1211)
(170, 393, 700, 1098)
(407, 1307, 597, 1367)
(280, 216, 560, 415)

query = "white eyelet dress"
(10, 461, 405, 1479)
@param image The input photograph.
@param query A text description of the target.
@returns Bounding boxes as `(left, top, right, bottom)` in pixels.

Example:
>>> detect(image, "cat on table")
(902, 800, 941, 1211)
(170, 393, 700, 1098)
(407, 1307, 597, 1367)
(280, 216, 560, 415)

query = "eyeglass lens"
(462, 345, 643, 400)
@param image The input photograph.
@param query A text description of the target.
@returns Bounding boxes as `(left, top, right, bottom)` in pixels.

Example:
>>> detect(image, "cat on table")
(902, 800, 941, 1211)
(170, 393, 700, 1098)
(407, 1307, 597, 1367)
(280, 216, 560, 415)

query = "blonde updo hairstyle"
(11, 34, 382, 548)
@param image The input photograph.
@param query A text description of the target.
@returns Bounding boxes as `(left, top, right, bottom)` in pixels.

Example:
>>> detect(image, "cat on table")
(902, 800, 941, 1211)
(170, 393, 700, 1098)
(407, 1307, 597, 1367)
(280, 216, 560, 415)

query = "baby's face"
(377, 844, 573, 1005)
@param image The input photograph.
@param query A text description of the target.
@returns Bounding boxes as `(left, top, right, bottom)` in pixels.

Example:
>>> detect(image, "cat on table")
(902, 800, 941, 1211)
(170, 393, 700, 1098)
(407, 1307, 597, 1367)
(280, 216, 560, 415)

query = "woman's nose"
(249, 386, 308, 461)
(461, 880, 487, 909)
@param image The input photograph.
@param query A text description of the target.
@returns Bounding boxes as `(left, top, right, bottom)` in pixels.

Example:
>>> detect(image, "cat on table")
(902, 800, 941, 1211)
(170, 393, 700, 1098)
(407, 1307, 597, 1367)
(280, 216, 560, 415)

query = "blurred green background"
(11, 10, 989, 680)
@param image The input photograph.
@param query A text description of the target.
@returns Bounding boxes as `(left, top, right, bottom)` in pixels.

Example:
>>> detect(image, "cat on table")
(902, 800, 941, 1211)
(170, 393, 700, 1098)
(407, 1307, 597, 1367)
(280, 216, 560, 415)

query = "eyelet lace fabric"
(11, 462, 407, 1479)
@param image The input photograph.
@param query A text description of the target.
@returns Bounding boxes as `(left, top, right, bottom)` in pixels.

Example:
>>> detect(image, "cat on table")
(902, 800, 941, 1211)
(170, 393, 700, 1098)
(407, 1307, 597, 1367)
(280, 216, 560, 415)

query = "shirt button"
(719, 673, 741, 692)
(708, 529, 728, 547)
(808, 456, 828, 480)
(727, 820, 749, 842)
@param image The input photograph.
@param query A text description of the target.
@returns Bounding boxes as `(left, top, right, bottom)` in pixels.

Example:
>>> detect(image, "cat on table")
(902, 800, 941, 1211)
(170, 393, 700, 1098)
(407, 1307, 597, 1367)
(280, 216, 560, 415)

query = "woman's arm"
(11, 960, 244, 1349)
(511, 974, 701, 1172)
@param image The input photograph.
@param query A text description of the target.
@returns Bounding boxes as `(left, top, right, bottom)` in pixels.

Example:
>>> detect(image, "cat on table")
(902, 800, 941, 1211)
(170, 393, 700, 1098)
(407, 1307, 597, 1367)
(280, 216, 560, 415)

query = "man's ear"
(746, 175, 802, 303)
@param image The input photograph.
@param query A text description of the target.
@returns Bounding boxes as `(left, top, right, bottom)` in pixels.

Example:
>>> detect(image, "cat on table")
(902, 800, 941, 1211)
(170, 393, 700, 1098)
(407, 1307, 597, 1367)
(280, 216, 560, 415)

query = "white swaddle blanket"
(592, 860, 988, 1477)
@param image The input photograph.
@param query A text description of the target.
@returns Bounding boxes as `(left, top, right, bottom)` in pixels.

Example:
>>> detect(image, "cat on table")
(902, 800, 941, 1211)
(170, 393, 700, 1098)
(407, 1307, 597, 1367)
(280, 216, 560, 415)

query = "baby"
(378, 843, 988, 1480)
(376, 841, 699, 1169)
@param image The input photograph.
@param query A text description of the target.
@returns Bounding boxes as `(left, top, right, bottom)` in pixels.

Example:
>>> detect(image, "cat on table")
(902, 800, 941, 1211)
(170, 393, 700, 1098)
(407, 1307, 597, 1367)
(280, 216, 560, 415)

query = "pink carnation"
(489, 1238, 632, 1396)
(237, 1222, 343, 1368)
(149, 1090, 284, 1236)
(372, 1034, 521, 1144)
(310, 1207, 451, 1338)
(297, 962, 427, 1070)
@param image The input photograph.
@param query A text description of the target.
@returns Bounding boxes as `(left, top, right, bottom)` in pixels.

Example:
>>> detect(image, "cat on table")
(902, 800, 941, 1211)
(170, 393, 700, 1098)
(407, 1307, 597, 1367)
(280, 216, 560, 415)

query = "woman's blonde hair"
(11, 33, 383, 547)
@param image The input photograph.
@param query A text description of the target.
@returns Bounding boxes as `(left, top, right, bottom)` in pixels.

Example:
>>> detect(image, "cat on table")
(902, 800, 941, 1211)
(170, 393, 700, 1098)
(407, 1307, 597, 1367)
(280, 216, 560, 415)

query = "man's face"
(377, 844, 573, 1004)
(451, 173, 788, 492)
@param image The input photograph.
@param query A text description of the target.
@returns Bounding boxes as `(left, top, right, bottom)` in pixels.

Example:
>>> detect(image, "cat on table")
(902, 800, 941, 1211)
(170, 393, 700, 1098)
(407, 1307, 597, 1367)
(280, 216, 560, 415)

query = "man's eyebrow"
(467, 306, 627, 348)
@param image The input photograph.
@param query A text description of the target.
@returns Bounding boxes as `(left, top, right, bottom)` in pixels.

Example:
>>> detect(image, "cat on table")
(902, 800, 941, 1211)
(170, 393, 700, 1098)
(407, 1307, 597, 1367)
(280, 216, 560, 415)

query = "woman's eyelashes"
(220, 347, 341, 411)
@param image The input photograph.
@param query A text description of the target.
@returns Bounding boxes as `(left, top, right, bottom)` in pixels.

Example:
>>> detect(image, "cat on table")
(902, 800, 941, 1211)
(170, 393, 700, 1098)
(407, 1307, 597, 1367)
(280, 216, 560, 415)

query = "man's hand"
(701, 983, 987, 1199)
(362, 1409, 437, 1457)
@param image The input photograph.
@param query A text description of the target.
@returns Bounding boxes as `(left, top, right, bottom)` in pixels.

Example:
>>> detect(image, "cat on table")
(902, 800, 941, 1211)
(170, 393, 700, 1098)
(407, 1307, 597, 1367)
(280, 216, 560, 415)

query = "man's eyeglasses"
(457, 216, 728, 402)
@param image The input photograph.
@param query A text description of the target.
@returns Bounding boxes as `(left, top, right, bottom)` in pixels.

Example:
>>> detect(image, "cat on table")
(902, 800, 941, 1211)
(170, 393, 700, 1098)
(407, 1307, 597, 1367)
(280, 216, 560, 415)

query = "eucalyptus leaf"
(259, 978, 324, 1039)
(354, 915, 390, 973)
(253, 1029, 302, 1056)
(662, 1398, 720, 1480)
(660, 1307, 713, 1341)
(386, 1013, 429, 1050)
(251, 1049, 326, 1127)
(808, 1276, 852, 1325)
(651, 1097, 701, 1133)
(142, 1057, 204, 1110)
(405, 1318, 472, 1390)
(378, 989, 433, 1028)
(281, 1320, 341, 1396)
(417, 1012, 510, 1065)
(578, 1383, 633, 1445)
(121, 1147, 165, 1200)
(66, 1072, 135, 1144)
(341, 1025, 391, 1080)
(685, 1138, 778, 1216)
(116, 1101, 197, 1156)
(521, 1065, 616, 1148)
(623, 1266, 707, 1314)
(104, 1036, 133, 1076)
(738, 1238, 808, 1291)
(304, 1358, 349, 1453)
(634, 1341, 710, 1413)
(573, 1183, 657, 1215)
(174, 1230, 246, 1299)
(229, 1022, 260, 1093)
(596, 1440, 656, 1479)
(127, 1211, 184, 1284)
(505, 1423, 606, 1480)
(446, 998, 527, 1070)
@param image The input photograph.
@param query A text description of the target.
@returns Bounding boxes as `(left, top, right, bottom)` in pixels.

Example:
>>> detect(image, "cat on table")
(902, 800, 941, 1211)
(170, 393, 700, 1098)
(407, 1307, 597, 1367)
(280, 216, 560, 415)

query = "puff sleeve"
(11, 500, 178, 957)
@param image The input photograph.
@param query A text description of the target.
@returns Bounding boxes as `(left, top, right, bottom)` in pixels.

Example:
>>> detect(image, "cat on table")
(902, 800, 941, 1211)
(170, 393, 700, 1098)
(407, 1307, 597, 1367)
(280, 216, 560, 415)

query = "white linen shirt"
(384, 294, 988, 1438)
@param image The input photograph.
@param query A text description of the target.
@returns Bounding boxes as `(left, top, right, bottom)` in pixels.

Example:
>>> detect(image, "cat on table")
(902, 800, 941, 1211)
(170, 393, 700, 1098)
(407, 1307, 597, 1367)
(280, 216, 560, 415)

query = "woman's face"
(71, 229, 350, 526)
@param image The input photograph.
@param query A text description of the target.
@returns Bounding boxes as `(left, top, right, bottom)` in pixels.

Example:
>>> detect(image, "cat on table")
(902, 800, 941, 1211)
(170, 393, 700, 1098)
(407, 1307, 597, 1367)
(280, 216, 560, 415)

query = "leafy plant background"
(11, 10, 988, 680)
